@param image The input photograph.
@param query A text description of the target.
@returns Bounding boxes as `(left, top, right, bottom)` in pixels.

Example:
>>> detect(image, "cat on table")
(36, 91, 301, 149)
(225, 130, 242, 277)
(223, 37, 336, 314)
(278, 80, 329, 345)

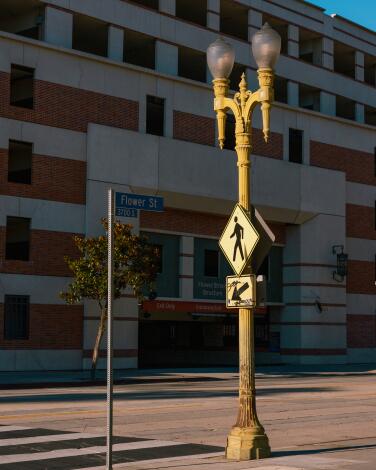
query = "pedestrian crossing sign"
(226, 274, 256, 308)
(219, 204, 259, 275)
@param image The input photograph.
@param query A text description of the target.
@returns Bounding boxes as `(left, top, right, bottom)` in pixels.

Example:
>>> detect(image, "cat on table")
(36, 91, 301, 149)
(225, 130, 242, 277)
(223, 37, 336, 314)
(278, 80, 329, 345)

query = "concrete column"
(355, 103, 365, 124)
(207, 0, 220, 30)
(355, 51, 364, 82)
(108, 26, 124, 62)
(288, 25, 299, 58)
(322, 37, 334, 70)
(43, 6, 73, 48)
(248, 9, 262, 42)
(156, 40, 178, 76)
(281, 213, 347, 365)
(320, 91, 336, 116)
(287, 81, 299, 107)
(179, 236, 194, 300)
(159, 0, 175, 15)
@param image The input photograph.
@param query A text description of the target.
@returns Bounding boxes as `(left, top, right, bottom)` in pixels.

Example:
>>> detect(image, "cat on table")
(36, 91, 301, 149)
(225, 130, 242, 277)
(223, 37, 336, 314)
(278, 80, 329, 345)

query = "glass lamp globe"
(251, 23, 281, 69)
(206, 37, 235, 79)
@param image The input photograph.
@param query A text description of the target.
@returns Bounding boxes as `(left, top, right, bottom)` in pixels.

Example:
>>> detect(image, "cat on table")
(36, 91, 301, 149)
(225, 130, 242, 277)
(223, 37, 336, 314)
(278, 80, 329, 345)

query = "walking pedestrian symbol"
(219, 204, 259, 275)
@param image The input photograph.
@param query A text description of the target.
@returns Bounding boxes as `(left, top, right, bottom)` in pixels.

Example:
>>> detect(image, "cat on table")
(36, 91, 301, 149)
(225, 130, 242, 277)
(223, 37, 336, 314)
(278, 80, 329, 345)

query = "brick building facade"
(0, 0, 375, 370)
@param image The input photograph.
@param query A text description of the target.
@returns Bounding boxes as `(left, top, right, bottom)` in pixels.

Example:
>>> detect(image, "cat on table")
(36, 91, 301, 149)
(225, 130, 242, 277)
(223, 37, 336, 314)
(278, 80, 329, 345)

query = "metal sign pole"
(106, 188, 114, 470)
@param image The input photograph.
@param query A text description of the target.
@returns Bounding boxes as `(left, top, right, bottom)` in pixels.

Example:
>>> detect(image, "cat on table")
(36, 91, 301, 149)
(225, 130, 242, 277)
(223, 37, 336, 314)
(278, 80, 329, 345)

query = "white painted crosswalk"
(0, 424, 223, 469)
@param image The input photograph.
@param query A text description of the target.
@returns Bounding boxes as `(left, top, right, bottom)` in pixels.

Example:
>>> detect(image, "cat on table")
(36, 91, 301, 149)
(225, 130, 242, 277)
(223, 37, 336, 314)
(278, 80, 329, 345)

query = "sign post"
(106, 188, 114, 470)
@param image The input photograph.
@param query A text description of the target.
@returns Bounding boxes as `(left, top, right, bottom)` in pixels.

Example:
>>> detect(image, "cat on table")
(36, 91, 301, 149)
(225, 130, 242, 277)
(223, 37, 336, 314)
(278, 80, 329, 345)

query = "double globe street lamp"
(206, 24, 281, 460)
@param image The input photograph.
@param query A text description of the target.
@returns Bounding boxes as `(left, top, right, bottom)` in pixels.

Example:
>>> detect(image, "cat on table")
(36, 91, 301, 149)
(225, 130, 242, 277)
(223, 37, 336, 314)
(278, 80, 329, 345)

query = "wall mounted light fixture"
(332, 245, 348, 282)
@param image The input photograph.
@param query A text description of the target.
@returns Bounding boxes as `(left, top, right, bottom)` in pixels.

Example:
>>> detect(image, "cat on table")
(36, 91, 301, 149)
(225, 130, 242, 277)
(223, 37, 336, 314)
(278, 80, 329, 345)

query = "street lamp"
(207, 24, 281, 461)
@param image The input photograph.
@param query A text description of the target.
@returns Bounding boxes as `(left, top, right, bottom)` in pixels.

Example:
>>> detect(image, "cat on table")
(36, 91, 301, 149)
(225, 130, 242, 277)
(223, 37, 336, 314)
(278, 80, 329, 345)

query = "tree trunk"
(91, 308, 107, 380)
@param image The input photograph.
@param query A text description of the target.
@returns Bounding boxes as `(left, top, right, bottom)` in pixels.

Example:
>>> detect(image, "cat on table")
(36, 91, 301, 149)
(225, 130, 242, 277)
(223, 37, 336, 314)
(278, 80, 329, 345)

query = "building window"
(146, 96, 165, 136)
(124, 30, 155, 69)
(131, 0, 159, 9)
(8, 140, 32, 184)
(224, 114, 236, 151)
(5, 217, 31, 261)
(374, 147, 376, 177)
(289, 128, 303, 164)
(204, 249, 219, 277)
(178, 46, 207, 83)
(4, 295, 30, 340)
(10, 65, 34, 109)
(220, 0, 248, 41)
(176, 0, 207, 27)
(72, 14, 108, 57)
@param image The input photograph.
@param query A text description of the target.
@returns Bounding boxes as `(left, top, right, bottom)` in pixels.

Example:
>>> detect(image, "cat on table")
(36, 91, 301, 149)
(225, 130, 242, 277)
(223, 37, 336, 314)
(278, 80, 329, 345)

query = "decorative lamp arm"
(256, 68, 274, 143)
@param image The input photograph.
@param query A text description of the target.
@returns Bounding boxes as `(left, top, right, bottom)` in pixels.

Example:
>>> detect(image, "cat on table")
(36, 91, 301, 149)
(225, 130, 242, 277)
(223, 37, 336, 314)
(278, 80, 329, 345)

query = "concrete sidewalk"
(1, 363, 376, 389)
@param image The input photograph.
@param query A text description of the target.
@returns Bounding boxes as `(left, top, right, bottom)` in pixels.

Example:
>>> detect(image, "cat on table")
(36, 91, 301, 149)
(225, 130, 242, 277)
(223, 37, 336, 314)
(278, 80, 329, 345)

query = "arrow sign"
(226, 275, 256, 308)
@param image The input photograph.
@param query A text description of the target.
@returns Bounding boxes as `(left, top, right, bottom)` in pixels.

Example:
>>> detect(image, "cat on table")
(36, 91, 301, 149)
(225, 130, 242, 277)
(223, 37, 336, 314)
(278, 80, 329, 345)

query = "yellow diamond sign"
(219, 204, 259, 276)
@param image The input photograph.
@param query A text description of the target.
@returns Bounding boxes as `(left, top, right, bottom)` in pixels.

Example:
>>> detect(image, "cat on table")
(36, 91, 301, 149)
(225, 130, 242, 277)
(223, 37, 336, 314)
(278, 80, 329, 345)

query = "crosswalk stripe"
(0, 426, 30, 433)
(76, 451, 225, 470)
(0, 439, 182, 464)
(0, 432, 105, 447)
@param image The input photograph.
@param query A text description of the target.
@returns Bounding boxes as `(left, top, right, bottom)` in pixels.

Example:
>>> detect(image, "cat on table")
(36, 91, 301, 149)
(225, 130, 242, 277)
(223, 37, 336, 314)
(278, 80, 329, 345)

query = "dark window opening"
(4, 295, 30, 340)
(374, 147, 376, 177)
(0, 0, 43, 39)
(146, 95, 165, 136)
(299, 28, 322, 65)
(263, 15, 288, 55)
(124, 30, 155, 69)
(224, 114, 236, 151)
(8, 140, 32, 184)
(365, 105, 376, 126)
(5, 216, 31, 261)
(229, 63, 246, 91)
(204, 249, 219, 277)
(289, 128, 303, 164)
(220, 0, 248, 41)
(72, 14, 108, 57)
(10, 64, 34, 109)
(130, 0, 158, 9)
(365, 53, 376, 86)
(274, 76, 287, 103)
(336, 95, 355, 121)
(176, 0, 207, 27)
(299, 84, 320, 112)
(333, 41, 355, 78)
(178, 46, 206, 82)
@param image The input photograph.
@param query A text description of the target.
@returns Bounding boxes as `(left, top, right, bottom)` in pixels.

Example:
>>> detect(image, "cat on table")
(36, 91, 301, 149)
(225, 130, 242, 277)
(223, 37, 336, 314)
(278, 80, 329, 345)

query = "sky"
(307, 0, 376, 32)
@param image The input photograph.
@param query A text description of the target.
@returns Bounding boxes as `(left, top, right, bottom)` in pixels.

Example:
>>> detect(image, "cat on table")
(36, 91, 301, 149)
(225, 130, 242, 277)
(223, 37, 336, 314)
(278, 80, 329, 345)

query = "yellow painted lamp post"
(207, 24, 281, 460)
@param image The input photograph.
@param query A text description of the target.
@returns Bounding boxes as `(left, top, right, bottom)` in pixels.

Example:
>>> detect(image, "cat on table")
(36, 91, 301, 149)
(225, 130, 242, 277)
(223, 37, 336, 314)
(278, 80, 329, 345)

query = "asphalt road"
(1, 368, 376, 469)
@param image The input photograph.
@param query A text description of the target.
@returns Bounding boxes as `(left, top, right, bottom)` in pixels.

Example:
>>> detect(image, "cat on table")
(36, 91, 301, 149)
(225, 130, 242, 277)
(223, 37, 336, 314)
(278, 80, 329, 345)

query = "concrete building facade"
(0, 0, 375, 370)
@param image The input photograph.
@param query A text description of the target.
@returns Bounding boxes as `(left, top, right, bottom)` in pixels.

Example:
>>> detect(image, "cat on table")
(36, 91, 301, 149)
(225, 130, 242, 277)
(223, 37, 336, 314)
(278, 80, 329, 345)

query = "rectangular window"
(289, 128, 303, 164)
(375, 147, 376, 177)
(176, 0, 207, 26)
(204, 249, 219, 277)
(8, 140, 32, 184)
(123, 30, 155, 69)
(131, 0, 158, 9)
(178, 46, 207, 83)
(5, 217, 31, 261)
(4, 295, 29, 340)
(10, 65, 34, 109)
(146, 96, 165, 136)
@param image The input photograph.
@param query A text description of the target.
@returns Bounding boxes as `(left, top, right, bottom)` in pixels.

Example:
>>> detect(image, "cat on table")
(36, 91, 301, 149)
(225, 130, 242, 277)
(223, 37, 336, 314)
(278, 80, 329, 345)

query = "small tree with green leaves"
(61, 219, 159, 378)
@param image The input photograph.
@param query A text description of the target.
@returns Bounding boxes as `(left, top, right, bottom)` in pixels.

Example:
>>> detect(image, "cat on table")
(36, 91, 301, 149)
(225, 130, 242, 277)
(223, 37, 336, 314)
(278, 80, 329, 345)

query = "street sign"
(115, 207, 138, 218)
(115, 192, 164, 212)
(226, 274, 256, 308)
(219, 204, 259, 276)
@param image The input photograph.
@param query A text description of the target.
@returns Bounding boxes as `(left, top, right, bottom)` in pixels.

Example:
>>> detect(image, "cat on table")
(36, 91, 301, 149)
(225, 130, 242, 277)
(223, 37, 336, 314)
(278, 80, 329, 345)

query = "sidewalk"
(1, 363, 376, 389)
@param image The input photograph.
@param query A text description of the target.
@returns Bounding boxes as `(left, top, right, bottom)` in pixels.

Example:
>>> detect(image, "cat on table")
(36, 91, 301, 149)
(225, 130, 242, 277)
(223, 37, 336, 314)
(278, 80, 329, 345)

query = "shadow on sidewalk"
(272, 442, 376, 458)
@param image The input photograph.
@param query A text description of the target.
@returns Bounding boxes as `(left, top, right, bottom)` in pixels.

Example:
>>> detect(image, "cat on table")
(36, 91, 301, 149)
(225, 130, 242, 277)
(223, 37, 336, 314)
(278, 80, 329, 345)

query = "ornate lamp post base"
(226, 426, 271, 460)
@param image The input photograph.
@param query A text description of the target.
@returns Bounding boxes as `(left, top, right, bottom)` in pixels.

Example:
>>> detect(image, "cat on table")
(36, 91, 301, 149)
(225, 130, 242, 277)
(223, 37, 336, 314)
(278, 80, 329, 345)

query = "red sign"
(142, 300, 267, 315)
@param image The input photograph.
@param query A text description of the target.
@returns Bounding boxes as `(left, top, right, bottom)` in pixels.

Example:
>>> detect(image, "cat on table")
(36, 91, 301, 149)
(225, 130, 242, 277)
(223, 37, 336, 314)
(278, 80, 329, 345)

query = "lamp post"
(207, 24, 281, 460)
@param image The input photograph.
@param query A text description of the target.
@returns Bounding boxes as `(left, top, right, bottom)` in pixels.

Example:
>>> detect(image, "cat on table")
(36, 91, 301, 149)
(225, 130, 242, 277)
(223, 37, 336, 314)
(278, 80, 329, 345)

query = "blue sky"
(307, 0, 376, 32)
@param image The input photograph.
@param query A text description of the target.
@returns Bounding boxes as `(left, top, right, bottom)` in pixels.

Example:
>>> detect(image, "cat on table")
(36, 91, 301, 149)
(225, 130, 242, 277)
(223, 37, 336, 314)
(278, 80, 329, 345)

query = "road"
(1, 368, 376, 468)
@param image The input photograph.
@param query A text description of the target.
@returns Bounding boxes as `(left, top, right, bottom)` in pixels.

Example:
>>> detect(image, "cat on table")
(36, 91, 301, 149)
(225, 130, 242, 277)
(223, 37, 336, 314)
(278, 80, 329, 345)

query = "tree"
(61, 219, 159, 378)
